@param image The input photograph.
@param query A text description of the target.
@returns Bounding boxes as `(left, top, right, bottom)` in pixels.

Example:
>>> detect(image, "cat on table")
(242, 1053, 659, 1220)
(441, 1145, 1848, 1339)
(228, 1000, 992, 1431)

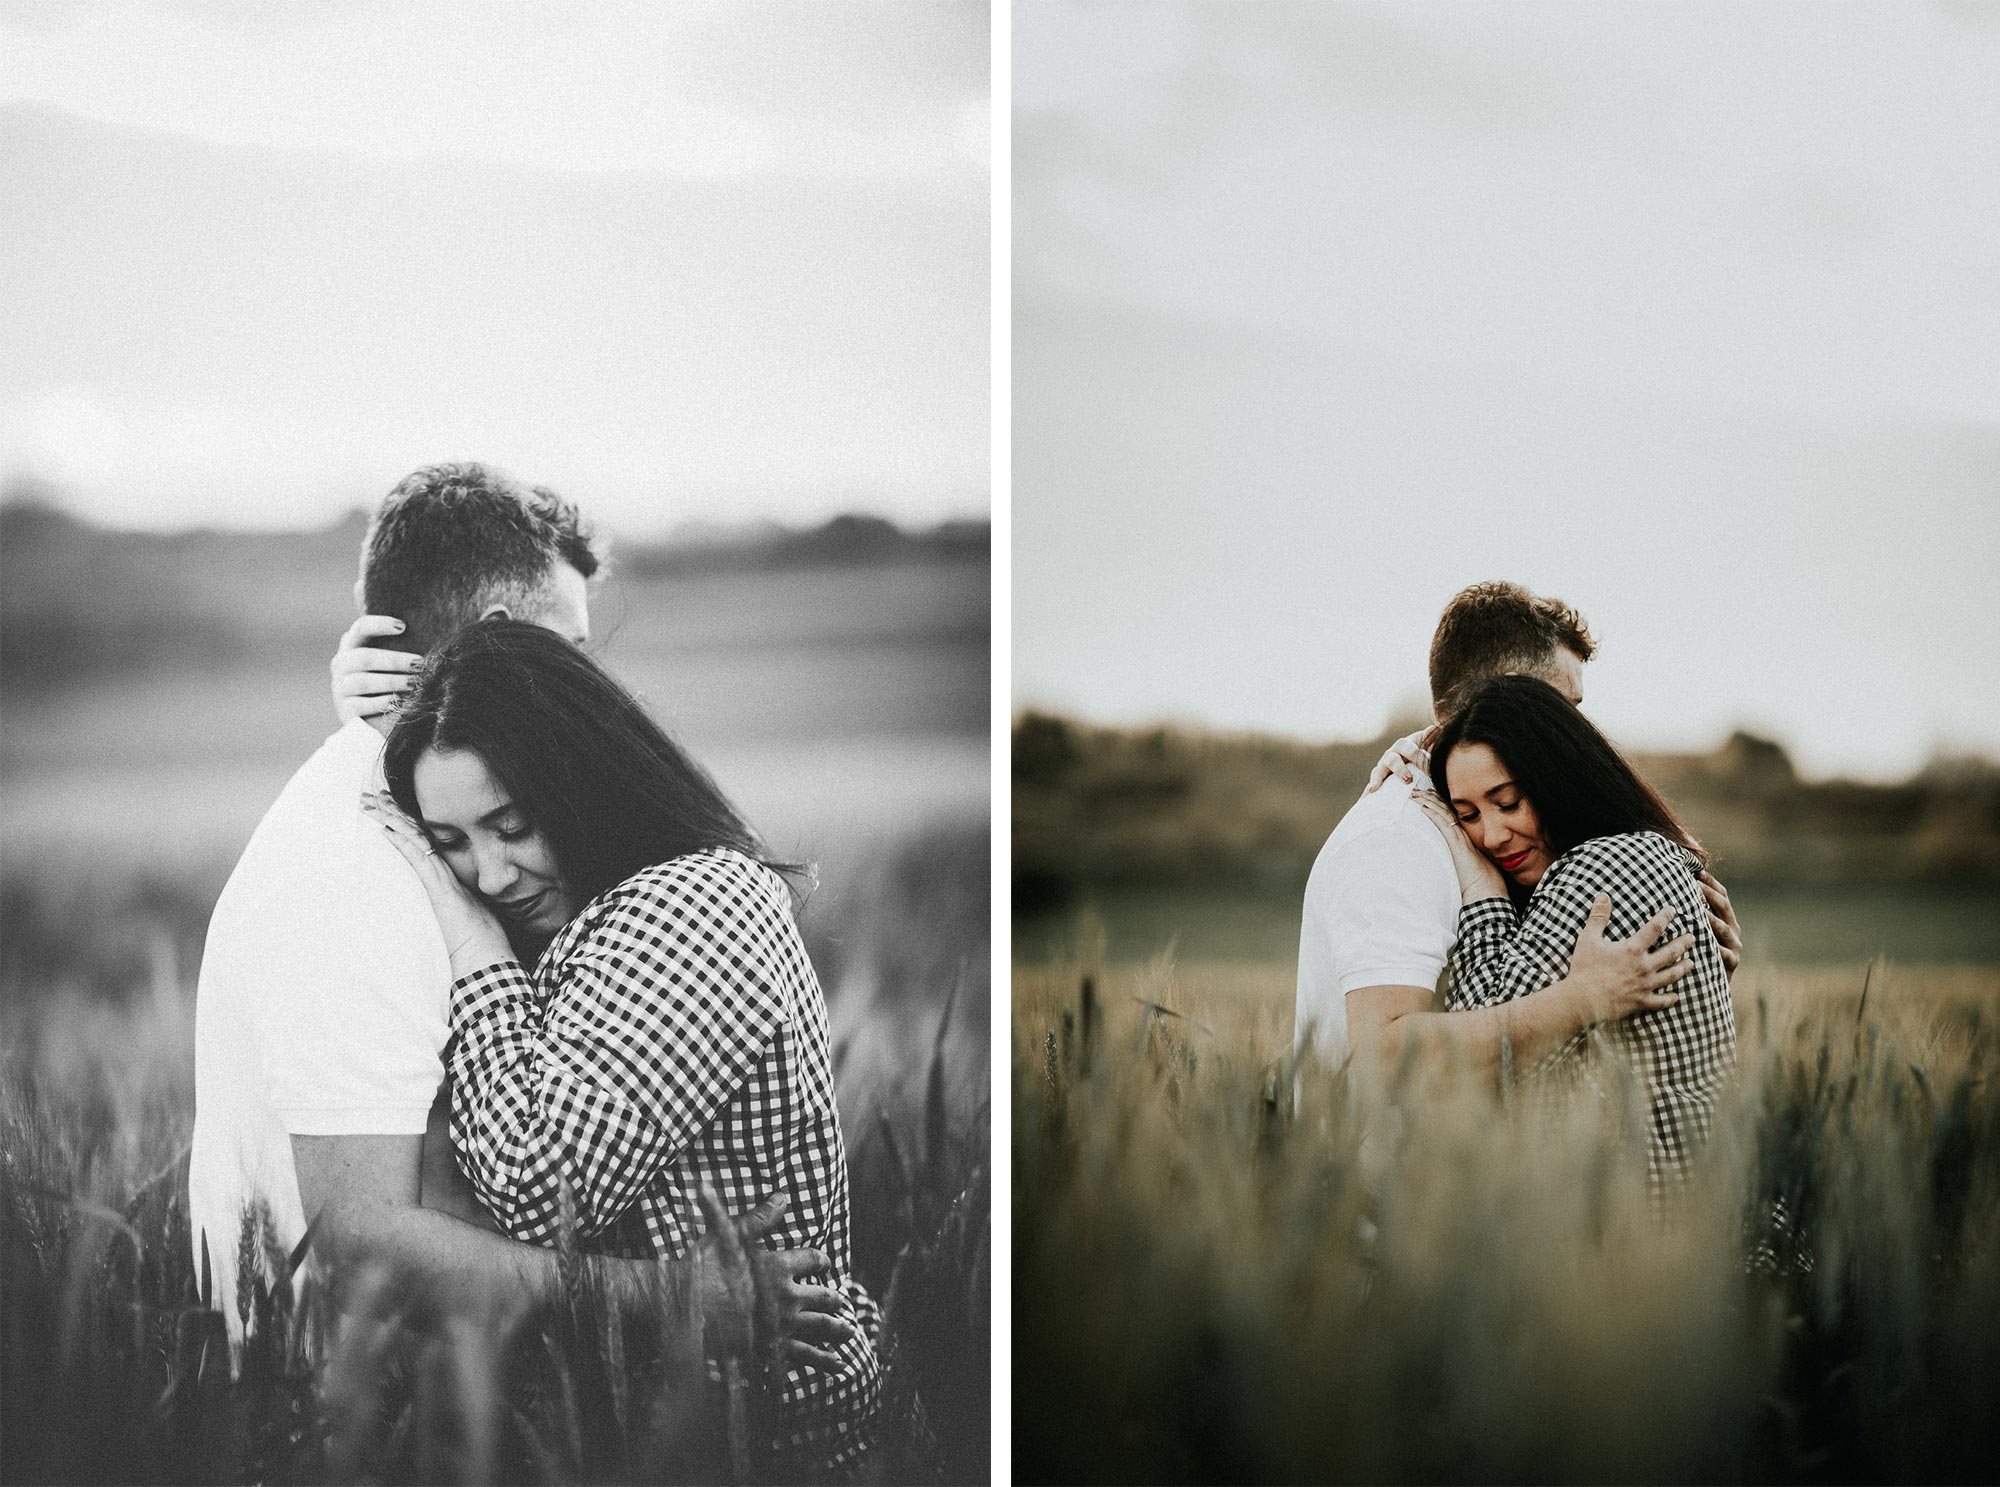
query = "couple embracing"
(188, 464, 879, 1473)
(1297, 582, 1744, 1194)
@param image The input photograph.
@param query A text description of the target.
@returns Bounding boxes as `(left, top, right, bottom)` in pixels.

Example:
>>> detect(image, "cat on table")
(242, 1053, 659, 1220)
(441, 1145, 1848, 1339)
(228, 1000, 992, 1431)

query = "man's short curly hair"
(1428, 580, 1595, 720)
(359, 463, 600, 655)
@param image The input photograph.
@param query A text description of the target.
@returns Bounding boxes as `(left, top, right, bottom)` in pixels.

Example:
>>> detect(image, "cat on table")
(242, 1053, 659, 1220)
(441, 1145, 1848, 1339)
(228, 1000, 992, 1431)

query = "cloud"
(0, 104, 988, 530)
(1018, 1, 1665, 153)
(1010, 292, 2000, 778)
(0, 1, 986, 186)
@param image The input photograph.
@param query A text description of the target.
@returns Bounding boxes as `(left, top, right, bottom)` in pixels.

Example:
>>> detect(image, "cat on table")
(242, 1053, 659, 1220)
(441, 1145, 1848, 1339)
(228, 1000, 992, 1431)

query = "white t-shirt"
(1293, 767, 1460, 1070)
(187, 719, 450, 1337)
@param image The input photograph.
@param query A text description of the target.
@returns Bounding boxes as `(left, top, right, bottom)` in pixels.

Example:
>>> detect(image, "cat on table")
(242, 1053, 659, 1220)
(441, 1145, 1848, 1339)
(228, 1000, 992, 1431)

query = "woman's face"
(1444, 741, 1553, 888)
(412, 746, 574, 938)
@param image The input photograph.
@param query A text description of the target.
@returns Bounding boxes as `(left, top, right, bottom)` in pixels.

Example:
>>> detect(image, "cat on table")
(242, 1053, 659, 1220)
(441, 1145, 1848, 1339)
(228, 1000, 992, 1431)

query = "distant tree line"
(1013, 711, 2000, 907)
(0, 495, 988, 694)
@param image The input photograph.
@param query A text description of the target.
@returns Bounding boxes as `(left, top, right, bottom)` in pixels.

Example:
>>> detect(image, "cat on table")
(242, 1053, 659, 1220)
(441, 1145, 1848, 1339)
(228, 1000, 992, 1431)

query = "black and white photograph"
(1, 4, 989, 1482)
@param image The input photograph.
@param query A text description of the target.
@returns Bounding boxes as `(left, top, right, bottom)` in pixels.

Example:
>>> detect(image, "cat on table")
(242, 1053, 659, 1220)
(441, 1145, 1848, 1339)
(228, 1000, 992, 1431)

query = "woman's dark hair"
(1431, 673, 1704, 870)
(382, 619, 793, 916)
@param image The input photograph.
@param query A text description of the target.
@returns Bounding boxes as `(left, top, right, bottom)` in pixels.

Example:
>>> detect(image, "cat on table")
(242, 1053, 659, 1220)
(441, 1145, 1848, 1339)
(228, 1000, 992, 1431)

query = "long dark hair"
(1431, 673, 1704, 871)
(382, 619, 794, 917)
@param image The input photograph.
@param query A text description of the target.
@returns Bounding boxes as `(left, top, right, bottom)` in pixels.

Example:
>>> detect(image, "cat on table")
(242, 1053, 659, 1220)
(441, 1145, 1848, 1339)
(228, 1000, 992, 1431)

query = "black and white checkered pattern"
(1445, 831, 1738, 1190)
(446, 846, 879, 1472)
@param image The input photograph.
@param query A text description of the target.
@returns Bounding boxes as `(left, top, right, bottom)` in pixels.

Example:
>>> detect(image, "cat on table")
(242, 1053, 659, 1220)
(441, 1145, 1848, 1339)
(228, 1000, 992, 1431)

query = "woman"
(358, 619, 879, 1475)
(1412, 673, 1737, 1191)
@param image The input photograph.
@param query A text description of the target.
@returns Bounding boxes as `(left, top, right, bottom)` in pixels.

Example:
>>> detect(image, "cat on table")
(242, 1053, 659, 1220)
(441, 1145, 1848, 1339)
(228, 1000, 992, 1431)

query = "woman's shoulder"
(600, 847, 789, 920)
(1547, 831, 1699, 889)
(547, 847, 794, 967)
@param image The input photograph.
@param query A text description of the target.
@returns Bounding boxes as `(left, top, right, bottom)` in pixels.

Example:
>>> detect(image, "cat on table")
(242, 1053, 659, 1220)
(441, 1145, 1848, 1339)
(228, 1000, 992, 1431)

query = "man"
(188, 463, 847, 1358)
(1294, 581, 1742, 1091)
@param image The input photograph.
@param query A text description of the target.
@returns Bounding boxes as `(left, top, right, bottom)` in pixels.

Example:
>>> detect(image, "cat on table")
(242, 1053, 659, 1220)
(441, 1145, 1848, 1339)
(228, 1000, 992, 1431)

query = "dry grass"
(1014, 951, 2000, 1483)
(0, 825, 989, 1486)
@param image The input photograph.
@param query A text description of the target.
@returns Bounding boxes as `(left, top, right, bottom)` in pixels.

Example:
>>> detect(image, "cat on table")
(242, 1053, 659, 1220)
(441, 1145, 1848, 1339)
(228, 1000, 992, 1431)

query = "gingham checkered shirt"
(445, 846, 879, 1471)
(1445, 831, 1737, 1189)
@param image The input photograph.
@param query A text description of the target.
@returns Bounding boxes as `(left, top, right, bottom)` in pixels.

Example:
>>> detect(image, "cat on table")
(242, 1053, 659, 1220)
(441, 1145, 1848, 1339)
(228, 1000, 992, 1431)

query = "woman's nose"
(473, 844, 519, 898)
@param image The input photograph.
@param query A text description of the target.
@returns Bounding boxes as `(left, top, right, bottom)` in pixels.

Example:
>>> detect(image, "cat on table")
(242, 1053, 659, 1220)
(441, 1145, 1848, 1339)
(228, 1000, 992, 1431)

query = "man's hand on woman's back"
(1560, 894, 1695, 1027)
(1698, 870, 1743, 976)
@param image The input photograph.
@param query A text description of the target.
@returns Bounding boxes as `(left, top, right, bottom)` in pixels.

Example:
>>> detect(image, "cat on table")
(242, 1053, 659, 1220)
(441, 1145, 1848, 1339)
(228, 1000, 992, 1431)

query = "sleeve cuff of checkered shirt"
(1456, 897, 1515, 938)
(448, 959, 535, 1028)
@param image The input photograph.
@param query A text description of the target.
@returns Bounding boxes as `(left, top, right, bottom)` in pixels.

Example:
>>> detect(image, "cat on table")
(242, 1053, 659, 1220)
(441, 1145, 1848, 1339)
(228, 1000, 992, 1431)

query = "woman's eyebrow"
(418, 802, 518, 834)
(1483, 780, 1518, 799)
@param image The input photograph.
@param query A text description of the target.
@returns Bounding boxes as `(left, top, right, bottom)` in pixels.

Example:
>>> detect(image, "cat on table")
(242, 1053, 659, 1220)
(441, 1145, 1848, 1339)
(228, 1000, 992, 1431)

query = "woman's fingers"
(339, 614, 406, 650)
(337, 647, 423, 680)
(337, 645, 423, 673)
(361, 793, 436, 864)
(361, 790, 412, 827)
(341, 671, 417, 699)
(361, 797, 416, 849)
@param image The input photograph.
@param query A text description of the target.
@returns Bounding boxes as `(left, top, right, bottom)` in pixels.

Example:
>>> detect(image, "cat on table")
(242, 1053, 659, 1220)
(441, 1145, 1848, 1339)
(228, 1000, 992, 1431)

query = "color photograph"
(1013, 3, 2000, 1481)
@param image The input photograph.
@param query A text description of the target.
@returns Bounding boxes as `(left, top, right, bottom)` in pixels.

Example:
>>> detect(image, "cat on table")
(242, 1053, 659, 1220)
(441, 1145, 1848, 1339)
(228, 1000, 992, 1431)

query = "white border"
(987, 0, 1013, 1478)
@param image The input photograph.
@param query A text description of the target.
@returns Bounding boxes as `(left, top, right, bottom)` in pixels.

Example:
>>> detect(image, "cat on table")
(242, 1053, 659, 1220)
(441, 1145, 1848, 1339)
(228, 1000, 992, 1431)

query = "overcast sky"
(1013, 0, 2000, 781)
(0, 0, 988, 536)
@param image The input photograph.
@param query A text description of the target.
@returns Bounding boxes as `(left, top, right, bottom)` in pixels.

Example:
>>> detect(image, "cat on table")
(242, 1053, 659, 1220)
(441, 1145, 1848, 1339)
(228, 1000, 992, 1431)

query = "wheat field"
(1014, 950, 2000, 1483)
(0, 826, 990, 1487)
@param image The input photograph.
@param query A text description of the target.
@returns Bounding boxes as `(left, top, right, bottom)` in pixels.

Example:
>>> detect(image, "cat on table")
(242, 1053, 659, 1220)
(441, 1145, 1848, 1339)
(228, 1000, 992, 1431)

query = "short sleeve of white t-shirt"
(257, 821, 448, 1131)
(1311, 826, 1458, 995)
(195, 721, 451, 1137)
(256, 829, 450, 1132)
(190, 721, 453, 1339)
(1295, 778, 1460, 1064)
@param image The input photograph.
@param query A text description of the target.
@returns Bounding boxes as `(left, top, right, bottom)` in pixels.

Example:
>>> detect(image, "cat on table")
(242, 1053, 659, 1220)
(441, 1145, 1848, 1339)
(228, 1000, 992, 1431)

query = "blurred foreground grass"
(1014, 954, 2000, 1483)
(0, 821, 989, 1485)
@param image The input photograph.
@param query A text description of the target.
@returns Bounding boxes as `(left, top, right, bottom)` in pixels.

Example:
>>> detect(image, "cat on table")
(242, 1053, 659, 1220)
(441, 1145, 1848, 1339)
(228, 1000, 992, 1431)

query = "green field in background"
(1015, 881, 2000, 969)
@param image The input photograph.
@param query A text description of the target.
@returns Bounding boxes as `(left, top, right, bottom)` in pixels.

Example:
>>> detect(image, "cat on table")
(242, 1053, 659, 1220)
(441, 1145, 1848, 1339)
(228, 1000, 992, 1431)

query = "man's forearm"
(1370, 981, 1589, 1089)
(314, 1199, 682, 1329)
